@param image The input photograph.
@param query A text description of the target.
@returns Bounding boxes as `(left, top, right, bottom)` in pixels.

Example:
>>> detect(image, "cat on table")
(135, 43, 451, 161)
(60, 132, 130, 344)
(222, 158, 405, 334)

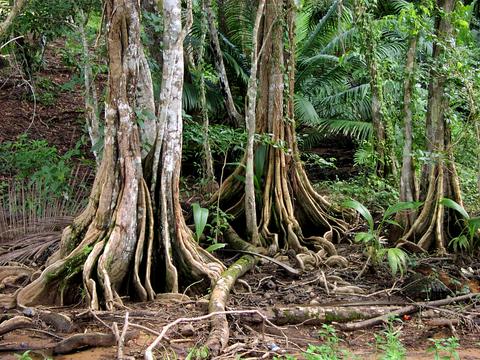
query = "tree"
(0, 0, 28, 37)
(212, 0, 348, 266)
(11, 0, 224, 309)
(398, 0, 464, 253)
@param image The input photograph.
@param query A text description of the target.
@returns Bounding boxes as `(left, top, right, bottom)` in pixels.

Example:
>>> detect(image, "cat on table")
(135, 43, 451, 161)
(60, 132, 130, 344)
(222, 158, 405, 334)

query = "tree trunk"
(211, 0, 348, 267)
(0, 0, 28, 37)
(398, 0, 463, 253)
(78, 9, 101, 164)
(198, 0, 215, 188)
(13, 0, 223, 310)
(243, 0, 264, 244)
(205, 0, 244, 127)
(397, 35, 419, 229)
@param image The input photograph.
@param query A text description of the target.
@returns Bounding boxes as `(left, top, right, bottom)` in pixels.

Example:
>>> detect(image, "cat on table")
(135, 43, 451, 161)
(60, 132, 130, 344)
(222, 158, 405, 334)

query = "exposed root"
(205, 254, 256, 355)
(53, 331, 139, 355)
(0, 316, 32, 335)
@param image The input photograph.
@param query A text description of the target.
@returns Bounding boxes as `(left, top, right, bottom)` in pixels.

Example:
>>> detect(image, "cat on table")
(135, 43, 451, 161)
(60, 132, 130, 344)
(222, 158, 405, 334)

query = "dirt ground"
(1, 43, 480, 360)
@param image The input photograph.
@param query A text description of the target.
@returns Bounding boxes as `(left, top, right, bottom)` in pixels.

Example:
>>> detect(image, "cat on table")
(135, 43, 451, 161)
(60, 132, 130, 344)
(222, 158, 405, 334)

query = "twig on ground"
(25, 327, 64, 340)
(117, 312, 130, 360)
(321, 271, 330, 295)
(144, 309, 279, 360)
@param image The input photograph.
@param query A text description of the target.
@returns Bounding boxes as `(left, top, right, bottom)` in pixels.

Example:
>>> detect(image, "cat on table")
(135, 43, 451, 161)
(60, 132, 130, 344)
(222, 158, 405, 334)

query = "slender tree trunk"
(205, 0, 244, 127)
(244, 0, 264, 245)
(78, 9, 101, 164)
(198, 0, 215, 188)
(367, 51, 389, 178)
(398, 0, 463, 253)
(0, 0, 28, 37)
(397, 35, 419, 229)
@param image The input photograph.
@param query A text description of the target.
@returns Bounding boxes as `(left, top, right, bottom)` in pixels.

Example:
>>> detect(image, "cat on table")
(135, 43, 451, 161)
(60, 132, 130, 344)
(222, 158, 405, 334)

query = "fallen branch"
(117, 312, 131, 360)
(338, 293, 480, 331)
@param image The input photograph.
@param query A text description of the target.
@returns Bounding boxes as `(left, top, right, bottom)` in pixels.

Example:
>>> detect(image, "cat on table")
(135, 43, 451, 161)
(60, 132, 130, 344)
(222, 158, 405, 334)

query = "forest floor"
(0, 43, 479, 359)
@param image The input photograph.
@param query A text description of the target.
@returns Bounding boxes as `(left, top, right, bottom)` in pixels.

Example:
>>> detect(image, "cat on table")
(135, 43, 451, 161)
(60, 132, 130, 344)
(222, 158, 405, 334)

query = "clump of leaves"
(191, 203, 228, 253)
(0, 134, 82, 197)
(428, 337, 460, 360)
(374, 320, 406, 360)
(343, 199, 422, 276)
(440, 198, 480, 254)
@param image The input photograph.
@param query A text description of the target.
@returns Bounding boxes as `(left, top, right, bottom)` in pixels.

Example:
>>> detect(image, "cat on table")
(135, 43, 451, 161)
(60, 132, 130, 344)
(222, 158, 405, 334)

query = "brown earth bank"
(1, 42, 480, 360)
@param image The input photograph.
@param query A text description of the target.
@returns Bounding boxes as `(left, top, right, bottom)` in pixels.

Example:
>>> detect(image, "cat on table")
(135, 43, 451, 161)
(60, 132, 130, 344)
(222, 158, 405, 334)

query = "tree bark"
(0, 0, 28, 37)
(397, 35, 419, 230)
(244, 0, 264, 245)
(78, 9, 101, 164)
(13, 0, 223, 310)
(205, 0, 244, 127)
(398, 0, 463, 253)
(211, 0, 349, 268)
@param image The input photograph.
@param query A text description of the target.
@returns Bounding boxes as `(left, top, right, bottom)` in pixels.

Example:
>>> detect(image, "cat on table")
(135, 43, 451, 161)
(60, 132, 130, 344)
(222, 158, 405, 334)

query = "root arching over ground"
(203, 0, 354, 354)
(4, 0, 225, 311)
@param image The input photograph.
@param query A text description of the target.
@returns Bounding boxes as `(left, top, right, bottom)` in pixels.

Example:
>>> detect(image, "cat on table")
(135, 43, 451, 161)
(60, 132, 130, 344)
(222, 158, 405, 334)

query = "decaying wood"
(38, 310, 74, 333)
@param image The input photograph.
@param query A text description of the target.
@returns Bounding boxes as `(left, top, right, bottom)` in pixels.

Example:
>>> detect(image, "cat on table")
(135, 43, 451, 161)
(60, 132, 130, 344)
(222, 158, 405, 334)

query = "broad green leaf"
(386, 248, 408, 276)
(467, 217, 480, 232)
(205, 243, 226, 253)
(343, 200, 374, 232)
(254, 144, 267, 180)
(192, 203, 209, 241)
(383, 201, 422, 220)
(384, 219, 401, 228)
(354, 232, 375, 244)
(440, 198, 469, 219)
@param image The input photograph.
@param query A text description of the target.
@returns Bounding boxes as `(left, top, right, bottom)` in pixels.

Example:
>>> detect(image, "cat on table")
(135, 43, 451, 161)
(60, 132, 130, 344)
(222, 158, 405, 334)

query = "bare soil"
(0, 43, 479, 360)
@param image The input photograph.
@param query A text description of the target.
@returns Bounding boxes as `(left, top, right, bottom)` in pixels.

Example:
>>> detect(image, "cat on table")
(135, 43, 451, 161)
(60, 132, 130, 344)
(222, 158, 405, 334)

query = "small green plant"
(14, 351, 33, 360)
(343, 199, 421, 276)
(192, 203, 209, 242)
(0, 134, 82, 197)
(191, 203, 228, 253)
(302, 324, 344, 360)
(374, 320, 406, 360)
(440, 198, 480, 253)
(185, 346, 209, 360)
(427, 337, 460, 360)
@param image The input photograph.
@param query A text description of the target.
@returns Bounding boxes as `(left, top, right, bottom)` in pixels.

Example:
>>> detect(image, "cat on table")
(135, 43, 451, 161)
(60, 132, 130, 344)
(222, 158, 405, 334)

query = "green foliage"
(428, 337, 460, 360)
(319, 175, 399, 213)
(0, 134, 81, 197)
(186, 346, 209, 360)
(374, 320, 406, 360)
(440, 198, 480, 253)
(205, 205, 233, 247)
(302, 324, 347, 360)
(192, 203, 209, 242)
(14, 351, 33, 360)
(344, 199, 421, 276)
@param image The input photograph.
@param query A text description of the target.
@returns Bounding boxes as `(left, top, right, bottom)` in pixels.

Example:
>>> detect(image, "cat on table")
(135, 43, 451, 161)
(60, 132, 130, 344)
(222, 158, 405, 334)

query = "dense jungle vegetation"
(0, 0, 479, 358)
